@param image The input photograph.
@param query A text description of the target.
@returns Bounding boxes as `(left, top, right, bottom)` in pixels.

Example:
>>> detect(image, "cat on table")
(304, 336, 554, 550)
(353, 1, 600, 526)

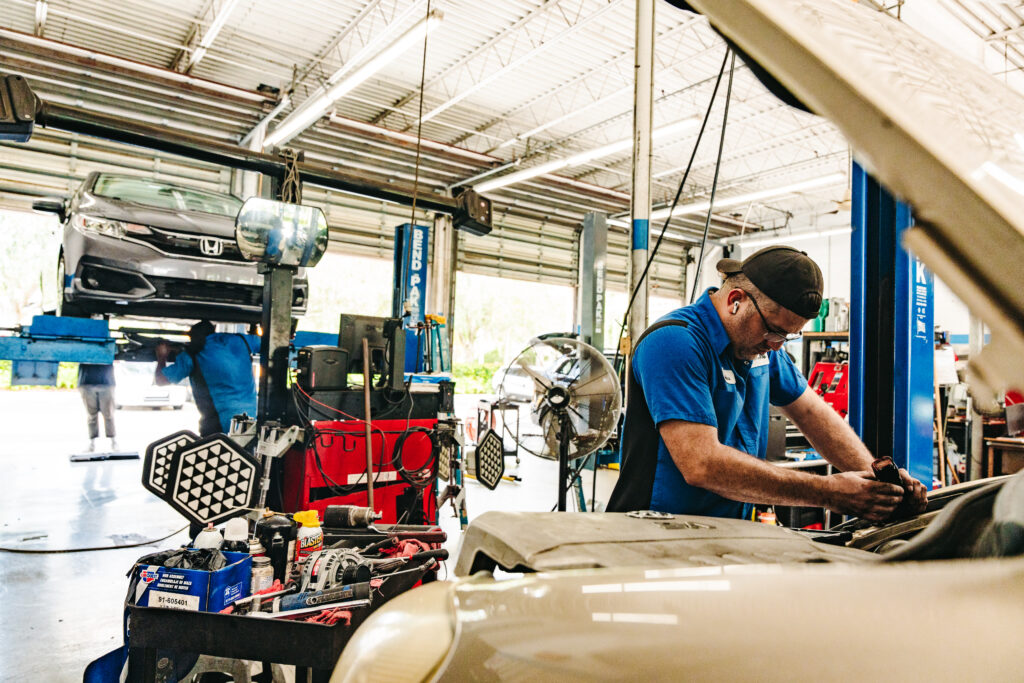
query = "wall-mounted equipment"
(0, 75, 37, 142)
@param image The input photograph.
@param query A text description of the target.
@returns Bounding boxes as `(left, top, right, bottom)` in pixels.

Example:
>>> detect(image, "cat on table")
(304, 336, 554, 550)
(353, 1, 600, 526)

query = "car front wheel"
(56, 253, 85, 318)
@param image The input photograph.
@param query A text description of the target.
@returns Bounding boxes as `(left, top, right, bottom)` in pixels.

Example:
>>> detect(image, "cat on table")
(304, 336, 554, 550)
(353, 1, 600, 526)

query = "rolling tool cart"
(124, 518, 446, 683)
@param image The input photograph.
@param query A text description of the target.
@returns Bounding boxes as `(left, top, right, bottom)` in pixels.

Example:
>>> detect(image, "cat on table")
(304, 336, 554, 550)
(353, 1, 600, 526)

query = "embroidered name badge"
(721, 368, 736, 384)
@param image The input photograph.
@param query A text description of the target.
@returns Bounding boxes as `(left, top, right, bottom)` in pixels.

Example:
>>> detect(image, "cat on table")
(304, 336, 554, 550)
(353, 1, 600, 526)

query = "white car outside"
(113, 361, 187, 410)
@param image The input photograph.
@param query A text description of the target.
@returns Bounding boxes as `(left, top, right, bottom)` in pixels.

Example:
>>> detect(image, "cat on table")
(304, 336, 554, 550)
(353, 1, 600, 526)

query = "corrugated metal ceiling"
(2, 0, 1022, 267)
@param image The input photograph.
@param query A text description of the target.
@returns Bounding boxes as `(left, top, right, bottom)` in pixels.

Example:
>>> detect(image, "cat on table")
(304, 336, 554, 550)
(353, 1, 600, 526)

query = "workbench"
(984, 436, 1024, 478)
(770, 455, 835, 528)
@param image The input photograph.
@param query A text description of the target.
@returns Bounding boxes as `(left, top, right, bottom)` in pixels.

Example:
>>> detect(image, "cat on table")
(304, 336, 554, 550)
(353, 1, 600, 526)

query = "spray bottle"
(293, 510, 324, 561)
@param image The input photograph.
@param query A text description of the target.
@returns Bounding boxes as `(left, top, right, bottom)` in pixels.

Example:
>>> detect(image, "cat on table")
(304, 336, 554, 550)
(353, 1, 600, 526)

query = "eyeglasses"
(743, 290, 802, 344)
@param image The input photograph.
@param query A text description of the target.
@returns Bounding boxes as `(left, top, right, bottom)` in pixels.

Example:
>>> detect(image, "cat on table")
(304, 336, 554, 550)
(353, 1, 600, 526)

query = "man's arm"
(778, 387, 874, 472)
(660, 419, 905, 522)
(154, 342, 171, 386)
(779, 387, 928, 513)
(154, 342, 191, 387)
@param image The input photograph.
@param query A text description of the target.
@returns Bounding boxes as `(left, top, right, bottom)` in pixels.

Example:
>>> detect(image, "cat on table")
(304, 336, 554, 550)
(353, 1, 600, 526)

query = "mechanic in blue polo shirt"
(607, 246, 927, 522)
(154, 320, 257, 436)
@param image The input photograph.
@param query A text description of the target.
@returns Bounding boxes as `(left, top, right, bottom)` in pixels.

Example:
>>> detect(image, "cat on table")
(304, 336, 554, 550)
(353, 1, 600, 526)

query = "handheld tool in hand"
(871, 456, 903, 486)
(871, 456, 915, 519)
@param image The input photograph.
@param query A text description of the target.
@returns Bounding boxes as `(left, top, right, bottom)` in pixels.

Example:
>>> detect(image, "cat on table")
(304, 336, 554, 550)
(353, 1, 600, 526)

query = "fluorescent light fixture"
(264, 10, 443, 148)
(240, 94, 291, 146)
(187, 0, 240, 69)
(476, 118, 698, 194)
(731, 226, 853, 249)
(649, 172, 846, 221)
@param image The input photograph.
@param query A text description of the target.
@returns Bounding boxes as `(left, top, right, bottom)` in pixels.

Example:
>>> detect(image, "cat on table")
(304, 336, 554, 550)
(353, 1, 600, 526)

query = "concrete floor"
(0, 389, 617, 680)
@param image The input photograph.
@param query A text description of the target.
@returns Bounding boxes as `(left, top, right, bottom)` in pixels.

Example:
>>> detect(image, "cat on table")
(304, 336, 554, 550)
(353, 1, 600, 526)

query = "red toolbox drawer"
(283, 419, 437, 524)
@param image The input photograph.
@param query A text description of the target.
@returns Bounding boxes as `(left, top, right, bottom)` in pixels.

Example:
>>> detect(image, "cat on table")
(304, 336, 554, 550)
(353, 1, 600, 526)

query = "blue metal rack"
(0, 316, 115, 385)
(0, 317, 343, 387)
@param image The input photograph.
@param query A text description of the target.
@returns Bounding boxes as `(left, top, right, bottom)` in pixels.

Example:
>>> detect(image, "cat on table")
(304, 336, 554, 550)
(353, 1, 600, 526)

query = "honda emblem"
(199, 237, 223, 256)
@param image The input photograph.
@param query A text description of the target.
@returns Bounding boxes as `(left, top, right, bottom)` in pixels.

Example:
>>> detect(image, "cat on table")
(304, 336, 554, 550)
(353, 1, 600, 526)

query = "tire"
(56, 253, 85, 317)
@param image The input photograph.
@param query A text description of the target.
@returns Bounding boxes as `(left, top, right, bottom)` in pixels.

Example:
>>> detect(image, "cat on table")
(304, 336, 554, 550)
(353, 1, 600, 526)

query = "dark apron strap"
(606, 319, 690, 512)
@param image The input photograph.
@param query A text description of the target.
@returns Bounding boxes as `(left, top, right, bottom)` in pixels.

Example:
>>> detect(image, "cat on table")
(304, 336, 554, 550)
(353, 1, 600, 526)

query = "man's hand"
(898, 468, 928, 516)
(155, 342, 171, 362)
(823, 471, 905, 522)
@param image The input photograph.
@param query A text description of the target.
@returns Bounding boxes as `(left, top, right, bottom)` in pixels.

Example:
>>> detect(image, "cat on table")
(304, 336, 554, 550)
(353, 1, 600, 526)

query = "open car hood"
(671, 0, 1024, 406)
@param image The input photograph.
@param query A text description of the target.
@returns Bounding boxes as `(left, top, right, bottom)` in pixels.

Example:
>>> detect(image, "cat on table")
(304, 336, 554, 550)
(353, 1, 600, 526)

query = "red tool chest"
(809, 361, 849, 418)
(282, 419, 438, 524)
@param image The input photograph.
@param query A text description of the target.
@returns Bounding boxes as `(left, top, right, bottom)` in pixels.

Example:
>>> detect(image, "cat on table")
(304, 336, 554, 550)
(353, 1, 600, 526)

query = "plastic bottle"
(293, 510, 324, 561)
(757, 509, 777, 525)
(193, 523, 223, 549)
(222, 517, 250, 553)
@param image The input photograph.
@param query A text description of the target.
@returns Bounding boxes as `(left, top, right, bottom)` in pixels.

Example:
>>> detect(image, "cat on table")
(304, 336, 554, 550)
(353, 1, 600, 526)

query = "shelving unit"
(800, 331, 850, 376)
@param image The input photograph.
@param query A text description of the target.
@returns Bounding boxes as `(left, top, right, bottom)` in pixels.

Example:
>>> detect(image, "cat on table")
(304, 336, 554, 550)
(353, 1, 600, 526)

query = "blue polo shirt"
(160, 333, 257, 434)
(630, 288, 808, 519)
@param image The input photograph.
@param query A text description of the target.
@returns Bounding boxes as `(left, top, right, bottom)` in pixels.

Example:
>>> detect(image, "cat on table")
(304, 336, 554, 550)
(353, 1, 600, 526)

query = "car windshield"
(92, 175, 243, 218)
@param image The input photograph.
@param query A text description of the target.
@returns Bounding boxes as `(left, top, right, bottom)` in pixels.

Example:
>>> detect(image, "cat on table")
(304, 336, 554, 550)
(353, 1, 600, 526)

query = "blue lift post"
(393, 223, 431, 374)
(0, 316, 114, 386)
(849, 162, 935, 488)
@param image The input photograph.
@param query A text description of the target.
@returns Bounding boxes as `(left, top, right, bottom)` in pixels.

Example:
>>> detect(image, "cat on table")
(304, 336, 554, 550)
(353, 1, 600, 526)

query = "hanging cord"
(688, 50, 736, 304)
(280, 148, 302, 203)
(611, 47, 732, 375)
(407, 0, 433, 228)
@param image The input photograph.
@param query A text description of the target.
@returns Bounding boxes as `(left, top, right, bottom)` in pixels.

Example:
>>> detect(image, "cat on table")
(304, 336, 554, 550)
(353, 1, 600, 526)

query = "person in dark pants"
(607, 246, 928, 523)
(78, 363, 117, 453)
(154, 320, 257, 436)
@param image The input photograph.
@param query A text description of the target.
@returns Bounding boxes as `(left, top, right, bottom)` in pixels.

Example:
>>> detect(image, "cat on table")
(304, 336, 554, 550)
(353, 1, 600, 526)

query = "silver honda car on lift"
(33, 172, 309, 322)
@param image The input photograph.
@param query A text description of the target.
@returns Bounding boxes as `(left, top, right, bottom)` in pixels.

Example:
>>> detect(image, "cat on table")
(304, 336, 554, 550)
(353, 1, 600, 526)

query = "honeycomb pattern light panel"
(166, 434, 260, 526)
(437, 439, 452, 481)
(142, 430, 198, 498)
(475, 428, 505, 491)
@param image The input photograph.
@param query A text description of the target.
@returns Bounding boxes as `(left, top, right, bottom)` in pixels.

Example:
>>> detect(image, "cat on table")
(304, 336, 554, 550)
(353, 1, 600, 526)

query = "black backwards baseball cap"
(716, 246, 824, 319)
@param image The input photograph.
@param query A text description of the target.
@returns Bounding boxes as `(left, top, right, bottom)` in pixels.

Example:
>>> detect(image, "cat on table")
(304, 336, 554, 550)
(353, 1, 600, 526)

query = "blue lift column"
(393, 223, 430, 373)
(849, 162, 935, 487)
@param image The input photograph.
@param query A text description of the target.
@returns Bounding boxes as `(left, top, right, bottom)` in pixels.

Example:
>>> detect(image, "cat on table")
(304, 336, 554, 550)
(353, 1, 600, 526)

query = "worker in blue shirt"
(154, 320, 257, 436)
(607, 246, 928, 522)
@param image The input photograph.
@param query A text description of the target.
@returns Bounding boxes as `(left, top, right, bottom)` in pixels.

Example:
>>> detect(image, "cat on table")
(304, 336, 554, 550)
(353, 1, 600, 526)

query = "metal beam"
(371, 0, 567, 126)
(291, 0, 388, 88)
(34, 101, 461, 215)
(264, 9, 442, 148)
(174, 0, 242, 73)
(477, 16, 704, 151)
(0, 29, 267, 103)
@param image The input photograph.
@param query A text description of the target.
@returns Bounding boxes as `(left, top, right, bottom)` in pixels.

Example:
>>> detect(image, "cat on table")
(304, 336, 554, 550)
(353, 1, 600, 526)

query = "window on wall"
(297, 252, 393, 333)
(452, 271, 575, 376)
